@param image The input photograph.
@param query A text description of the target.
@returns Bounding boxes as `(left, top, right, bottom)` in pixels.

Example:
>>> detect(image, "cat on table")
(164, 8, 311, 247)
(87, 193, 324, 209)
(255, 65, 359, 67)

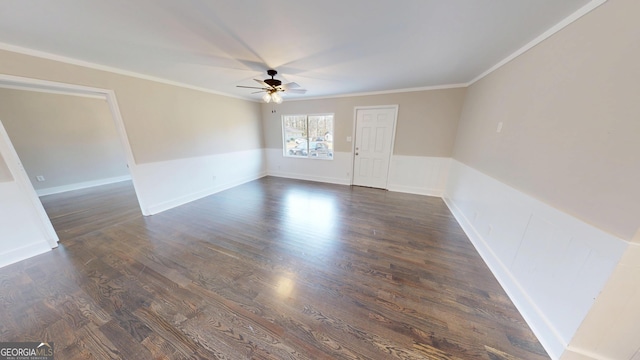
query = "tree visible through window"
(283, 114, 334, 159)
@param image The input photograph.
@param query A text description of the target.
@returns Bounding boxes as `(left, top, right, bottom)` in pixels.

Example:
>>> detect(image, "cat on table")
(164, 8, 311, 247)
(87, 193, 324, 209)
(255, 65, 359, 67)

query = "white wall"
(387, 155, 450, 197)
(0, 126, 57, 268)
(265, 149, 450, 197)
(443, 160, 628, 359)
(0, 181, 54, 268)
(562, 241, 640, 360)
(265, 149, 352, 185)
(136, 148, 266, 215)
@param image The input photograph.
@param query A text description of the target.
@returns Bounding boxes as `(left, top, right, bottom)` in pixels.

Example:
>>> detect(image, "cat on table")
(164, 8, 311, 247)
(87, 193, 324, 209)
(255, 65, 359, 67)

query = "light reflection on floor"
(283, 189, 339, 250)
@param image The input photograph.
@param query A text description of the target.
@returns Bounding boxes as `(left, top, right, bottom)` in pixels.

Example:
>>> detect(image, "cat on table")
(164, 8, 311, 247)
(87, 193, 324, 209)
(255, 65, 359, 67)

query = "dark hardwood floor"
(0, 177, 549, 359)
(39, 181, 142, 242)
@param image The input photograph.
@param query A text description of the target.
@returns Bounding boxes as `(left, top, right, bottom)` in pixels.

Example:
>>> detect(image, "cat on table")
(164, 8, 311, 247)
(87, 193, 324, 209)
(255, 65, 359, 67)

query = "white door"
(352, 106, 397, 189)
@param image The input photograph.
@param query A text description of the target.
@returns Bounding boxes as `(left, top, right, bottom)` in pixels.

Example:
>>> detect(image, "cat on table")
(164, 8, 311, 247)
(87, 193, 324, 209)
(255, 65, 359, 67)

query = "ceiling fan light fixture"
(271, 92, 283, 104)
(238, 70, 304, 104)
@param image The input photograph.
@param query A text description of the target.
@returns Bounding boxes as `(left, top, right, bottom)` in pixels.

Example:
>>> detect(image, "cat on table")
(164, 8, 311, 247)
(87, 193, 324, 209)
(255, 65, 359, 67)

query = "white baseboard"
(36, 175, 132, 196)
(0, 240, 51, 268)
(267, 170, 351, 186)
(560, 348, 606, 360)
(443, 160, 627, 359)
(387, 184, 443, 197)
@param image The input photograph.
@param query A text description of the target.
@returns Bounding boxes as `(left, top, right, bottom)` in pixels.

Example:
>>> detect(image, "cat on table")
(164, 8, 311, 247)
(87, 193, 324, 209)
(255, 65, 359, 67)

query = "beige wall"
(452, 0, 640, 240)
(114, 79, 263, 163)
(0, 154, 12, 182)
(0, 88, 128, 189)
(0, 49, 263, 165)
(262, 88, 466, 156)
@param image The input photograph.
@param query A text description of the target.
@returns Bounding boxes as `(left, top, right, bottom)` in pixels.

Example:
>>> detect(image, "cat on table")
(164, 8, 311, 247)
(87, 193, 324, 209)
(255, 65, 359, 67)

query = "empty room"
(0, 1, 638, 359)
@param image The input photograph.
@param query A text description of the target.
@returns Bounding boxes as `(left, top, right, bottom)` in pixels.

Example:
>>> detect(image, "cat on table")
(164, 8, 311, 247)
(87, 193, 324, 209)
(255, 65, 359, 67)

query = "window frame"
(281, 113, 335, 160)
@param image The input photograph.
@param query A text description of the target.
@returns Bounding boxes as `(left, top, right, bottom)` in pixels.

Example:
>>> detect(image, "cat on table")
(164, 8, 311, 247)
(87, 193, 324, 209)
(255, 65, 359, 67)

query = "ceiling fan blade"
(237, 85, 267, 90)
(254, 79, 272, 88)
(285, 88, 307, 94)
(281, 82, 301, 90)
(251, 90, 266, 94)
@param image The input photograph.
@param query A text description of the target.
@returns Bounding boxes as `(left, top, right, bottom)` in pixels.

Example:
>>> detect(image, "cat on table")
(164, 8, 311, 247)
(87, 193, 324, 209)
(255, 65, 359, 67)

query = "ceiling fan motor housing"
(265, 79, 281, 87)
(236, 69, 305, 98)
(265, 69, 282, 87)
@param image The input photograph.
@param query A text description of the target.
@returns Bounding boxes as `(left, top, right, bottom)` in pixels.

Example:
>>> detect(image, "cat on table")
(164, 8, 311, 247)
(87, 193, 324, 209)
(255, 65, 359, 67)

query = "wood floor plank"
(0, 177, 550, 359)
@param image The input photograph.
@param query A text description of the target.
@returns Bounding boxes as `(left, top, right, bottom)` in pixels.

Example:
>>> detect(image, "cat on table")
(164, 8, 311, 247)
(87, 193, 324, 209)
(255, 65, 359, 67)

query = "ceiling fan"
(237, 70, 306, 104)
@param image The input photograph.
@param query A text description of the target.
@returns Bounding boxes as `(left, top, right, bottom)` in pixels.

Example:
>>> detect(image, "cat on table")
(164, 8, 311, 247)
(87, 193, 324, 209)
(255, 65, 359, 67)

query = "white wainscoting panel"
(563, 242, 640, 360)
(266, 150, 451, 196)
(134, 149, 266, 215)
(387, 156, 450, 196)
(443, 160, 627, 359)
(0, 181, 53, 268)
(265, 149, 352, 185)
(36, 175, 132, 196)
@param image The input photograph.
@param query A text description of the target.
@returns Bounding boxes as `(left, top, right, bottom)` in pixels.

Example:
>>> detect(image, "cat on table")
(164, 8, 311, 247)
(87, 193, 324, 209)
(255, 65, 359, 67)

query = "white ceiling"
(0, 0, 591, 100)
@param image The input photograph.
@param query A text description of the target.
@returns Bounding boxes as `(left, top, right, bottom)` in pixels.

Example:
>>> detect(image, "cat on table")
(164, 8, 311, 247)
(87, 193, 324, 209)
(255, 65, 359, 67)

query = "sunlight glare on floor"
(283, 189, 339, 248)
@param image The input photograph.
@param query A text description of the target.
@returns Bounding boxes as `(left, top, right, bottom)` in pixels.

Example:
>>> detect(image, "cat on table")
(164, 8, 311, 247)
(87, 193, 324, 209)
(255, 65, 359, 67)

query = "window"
(283, 114, 334, 159)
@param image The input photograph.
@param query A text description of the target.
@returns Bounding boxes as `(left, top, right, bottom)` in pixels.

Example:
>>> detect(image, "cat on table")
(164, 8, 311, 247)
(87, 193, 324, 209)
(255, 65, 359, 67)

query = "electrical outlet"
(212, 176, 217, 182)
(488, 225, 493, 236)
(36, 176, 45, 182)
(496, 122, 504, 133)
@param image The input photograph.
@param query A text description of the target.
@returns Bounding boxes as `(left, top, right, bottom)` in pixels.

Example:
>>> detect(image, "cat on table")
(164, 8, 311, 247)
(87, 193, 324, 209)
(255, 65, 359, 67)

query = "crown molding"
(468, 0, 608, 86)
(0, 42, 465, 104)
(0, 42, 253, 101)
(284, 83, 468, 102)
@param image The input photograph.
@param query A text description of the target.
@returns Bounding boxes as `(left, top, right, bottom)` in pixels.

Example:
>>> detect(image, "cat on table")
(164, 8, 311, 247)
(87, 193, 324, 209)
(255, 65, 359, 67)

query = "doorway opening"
(0, 74, 144, 246)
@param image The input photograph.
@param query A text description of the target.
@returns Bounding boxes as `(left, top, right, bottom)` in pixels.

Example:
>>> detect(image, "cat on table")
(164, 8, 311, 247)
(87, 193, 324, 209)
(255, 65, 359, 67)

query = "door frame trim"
(0, 120, 59, 247)
(350, 105, 399, 188)
(0, 74, 147, 248)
